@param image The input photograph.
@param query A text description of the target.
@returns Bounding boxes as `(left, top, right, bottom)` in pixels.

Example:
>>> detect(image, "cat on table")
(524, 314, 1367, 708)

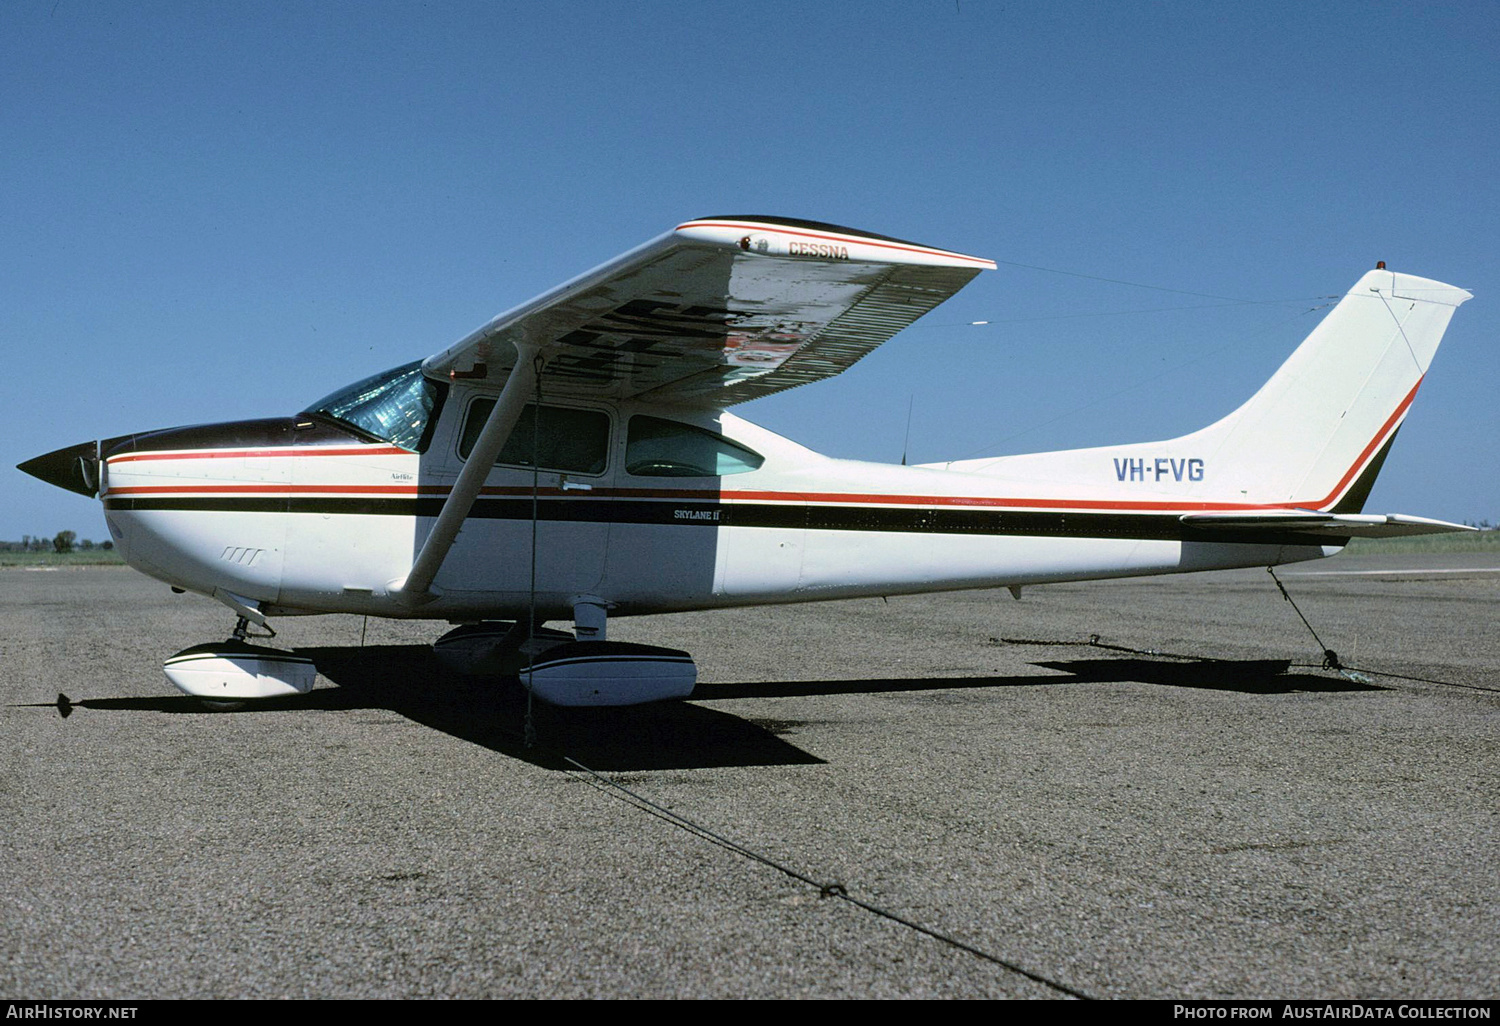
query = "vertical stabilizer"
(937, 268, 1471, 511)
(1182, 269, 1470, 508)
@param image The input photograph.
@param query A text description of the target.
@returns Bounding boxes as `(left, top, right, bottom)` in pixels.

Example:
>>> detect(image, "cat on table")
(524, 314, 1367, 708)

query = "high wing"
(397, 217, 993, 599)
(421, 216, 995, 407)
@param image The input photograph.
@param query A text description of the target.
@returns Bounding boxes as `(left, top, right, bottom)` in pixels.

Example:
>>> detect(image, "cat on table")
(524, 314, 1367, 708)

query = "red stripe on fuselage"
(109, 445, 410, 463)
(91, 484, 1315, 514)
(108, 483, 446, 495)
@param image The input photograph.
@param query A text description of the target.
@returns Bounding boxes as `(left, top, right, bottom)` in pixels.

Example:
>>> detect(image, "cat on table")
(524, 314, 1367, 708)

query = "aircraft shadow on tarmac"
(33, 649, 1378, 772)
(1030, 657, 1384, 694)
(296, 644, 834, 772)
(694, 657, 1382, 699)
(39, 645, 820, 772)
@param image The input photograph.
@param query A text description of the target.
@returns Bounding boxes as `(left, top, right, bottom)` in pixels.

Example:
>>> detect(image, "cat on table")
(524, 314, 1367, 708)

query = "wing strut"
(394, 346, 540, 602)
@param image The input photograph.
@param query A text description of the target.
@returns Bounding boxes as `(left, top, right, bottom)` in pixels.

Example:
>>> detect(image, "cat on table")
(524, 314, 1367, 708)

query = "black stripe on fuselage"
(102, 495, 1339, 547)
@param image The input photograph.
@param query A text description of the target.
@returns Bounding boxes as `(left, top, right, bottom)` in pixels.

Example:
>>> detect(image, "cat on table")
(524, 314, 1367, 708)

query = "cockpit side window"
(303, 362, 447, 452)
(459, 400, 611, 475)
(625, 416, 765, 477)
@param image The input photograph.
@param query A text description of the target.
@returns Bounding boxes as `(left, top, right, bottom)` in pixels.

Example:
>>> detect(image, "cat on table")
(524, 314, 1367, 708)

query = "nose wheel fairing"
(163, 640, 317, 700)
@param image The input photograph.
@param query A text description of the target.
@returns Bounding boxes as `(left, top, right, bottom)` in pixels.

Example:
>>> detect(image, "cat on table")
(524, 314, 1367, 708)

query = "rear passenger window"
(460, 400, 609, 474)
(625, 416, 764, 477)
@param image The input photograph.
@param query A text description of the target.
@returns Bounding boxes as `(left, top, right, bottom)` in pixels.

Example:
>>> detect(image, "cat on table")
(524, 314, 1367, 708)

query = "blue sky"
(4, 0, 1496, 541)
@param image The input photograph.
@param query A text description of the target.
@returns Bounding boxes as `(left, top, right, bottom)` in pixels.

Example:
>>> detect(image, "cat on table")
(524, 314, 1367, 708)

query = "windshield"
(303, 361, 447, 452)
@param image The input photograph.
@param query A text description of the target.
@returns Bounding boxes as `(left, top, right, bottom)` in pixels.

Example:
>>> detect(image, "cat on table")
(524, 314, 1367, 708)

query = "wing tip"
(675, 215, 995, 270)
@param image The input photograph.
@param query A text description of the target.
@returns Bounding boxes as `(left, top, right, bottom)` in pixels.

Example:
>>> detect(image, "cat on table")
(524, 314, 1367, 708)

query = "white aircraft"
(19, 216, 1474, 707)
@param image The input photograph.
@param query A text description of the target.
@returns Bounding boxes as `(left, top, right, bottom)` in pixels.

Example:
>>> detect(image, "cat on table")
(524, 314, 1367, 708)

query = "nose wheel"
(200, 699, 246, 712)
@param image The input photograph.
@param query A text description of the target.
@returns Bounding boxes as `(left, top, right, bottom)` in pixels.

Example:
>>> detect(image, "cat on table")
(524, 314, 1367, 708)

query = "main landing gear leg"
(572, 598, 609, 642)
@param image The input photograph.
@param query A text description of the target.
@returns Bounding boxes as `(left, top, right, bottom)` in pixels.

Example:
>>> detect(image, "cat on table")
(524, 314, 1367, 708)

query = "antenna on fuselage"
(900, 393, 915, 466)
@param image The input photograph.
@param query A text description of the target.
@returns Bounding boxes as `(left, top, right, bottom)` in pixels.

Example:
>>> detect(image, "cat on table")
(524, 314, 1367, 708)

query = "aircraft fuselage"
(89, 387, 1334, 625)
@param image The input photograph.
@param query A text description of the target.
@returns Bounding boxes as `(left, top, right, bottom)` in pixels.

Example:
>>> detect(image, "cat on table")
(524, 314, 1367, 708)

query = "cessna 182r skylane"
(20, 216, 1474, 707)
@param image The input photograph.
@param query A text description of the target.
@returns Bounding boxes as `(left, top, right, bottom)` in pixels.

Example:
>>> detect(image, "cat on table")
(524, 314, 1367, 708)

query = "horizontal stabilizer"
(1179, 511, 1476, 538)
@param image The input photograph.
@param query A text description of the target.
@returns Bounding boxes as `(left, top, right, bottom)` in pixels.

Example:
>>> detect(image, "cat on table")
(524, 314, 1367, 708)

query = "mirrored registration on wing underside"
(539, 257, 888, 399)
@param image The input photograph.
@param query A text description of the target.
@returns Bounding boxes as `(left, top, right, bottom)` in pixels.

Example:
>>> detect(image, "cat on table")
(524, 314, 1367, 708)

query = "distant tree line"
(0, 533, 112, 553)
